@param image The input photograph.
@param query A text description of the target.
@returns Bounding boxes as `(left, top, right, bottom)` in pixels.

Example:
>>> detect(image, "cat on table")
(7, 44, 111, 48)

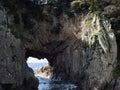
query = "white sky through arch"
(26, 57, 49, 73)
(27, 57, 48, 63)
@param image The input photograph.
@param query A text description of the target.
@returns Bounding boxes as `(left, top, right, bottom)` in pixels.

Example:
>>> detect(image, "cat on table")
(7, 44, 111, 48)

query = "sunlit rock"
(35, 66, 53, 79)
(0, 1, 118, 90)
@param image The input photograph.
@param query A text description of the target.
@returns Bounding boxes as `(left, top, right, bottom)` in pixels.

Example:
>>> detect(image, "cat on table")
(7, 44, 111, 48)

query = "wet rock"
(36, 66, 53, 78)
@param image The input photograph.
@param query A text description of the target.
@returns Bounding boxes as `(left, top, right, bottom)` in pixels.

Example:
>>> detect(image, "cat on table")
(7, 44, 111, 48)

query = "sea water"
(27, 62, 78, 90)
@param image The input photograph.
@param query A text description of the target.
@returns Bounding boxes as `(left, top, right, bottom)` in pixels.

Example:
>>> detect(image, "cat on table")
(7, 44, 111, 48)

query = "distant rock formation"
(35, 66, 53, 78)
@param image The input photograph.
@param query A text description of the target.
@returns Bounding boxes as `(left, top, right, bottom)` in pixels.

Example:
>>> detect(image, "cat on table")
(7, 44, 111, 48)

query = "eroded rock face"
(21, 13, 117, 90)
(114, 77, 120, 90)
(35, 66, 53, 78)
(0, 2, 118, 90)
(51, 14, 117, 90)
(0, 8, 38, 90)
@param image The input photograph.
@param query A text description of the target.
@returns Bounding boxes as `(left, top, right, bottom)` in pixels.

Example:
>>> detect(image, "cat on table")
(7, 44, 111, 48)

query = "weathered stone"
(51, 14, 117, 90)
(114, 77, 120, 90)
(35, 66, 53, 78)
(0, 1, 119, 90)
(0, 8, 38, 90)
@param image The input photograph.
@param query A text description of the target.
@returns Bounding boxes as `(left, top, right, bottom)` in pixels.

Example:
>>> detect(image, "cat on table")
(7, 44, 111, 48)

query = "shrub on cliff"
(50, 23, 63, 34)
(115, 64, 120, 77)
(70, 0, 88, 13)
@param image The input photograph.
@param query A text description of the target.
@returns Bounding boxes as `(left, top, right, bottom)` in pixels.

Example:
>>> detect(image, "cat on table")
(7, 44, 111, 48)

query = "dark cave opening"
(25, 49, 55, 66)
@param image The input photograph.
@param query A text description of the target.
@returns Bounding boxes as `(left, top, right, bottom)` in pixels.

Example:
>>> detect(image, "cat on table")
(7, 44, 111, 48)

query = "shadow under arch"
(25, 49, 56, 67)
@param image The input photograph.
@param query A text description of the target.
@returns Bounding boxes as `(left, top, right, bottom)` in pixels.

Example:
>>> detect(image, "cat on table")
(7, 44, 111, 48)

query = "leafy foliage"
(114, 64, 120, 77)
(70, 0, 88, 13)
(50, 23, 63, 34)
(71, 0, 84, 7)
(92, 29, 99, 36)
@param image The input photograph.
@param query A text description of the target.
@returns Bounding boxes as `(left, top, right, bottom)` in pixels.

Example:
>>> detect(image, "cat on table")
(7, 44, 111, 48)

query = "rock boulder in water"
(35, 66, 53, 78)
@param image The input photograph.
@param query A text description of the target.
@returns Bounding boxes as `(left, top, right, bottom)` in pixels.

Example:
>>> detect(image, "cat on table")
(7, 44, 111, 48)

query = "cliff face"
(0, 0, 119, 90)
(0, 8, 38, 90)
(52, 14, 117, 90)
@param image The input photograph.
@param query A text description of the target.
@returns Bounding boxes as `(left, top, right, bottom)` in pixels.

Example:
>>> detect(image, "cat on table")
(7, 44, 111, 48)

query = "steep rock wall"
(0, 1, 118, 90)
(20, 13, 117, 90)
(0, 8, 38, 90)
(52, 14, 117, 90)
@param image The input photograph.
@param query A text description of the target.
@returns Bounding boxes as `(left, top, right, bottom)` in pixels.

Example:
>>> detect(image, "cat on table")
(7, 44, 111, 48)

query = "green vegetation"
(1, 0, 104, 26)
(92, 29, 99, 43)
(114, 64, 120, 77)
(0, 26, 5, 31)
(92, 29, 99, 36)
(44, 14, 53, 24)
(111, 20, 120, 34)
(1, 0, 120, 36)
(83, 42, 89, 49)
(70, 0, 87, 13)
(11, 28, 21, 39)
(22, 13, 35, 29)
(70, 0, 103, 13)
(50, 23, 63, 34)
(88, 0, 100, 12)
(1, 0, 120, 77)
(115, 45, 120, 77)
(71, 0, 85, 8)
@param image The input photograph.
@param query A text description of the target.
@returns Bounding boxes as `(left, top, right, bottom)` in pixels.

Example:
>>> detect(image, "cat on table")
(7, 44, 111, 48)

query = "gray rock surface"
(21, 13, 117, 90)
(0, 8, 38, 90)
(0, 2, 119, 90)
(115, 77, 120, 90)
(52, 14, 117, 90)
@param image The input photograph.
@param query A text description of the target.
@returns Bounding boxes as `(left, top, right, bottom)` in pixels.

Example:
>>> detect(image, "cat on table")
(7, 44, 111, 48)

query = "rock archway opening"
(26, 56, 53, 79)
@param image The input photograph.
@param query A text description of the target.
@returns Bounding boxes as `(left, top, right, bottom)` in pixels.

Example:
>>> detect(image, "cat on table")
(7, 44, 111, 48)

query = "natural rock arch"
(22, 13, 117, 90)
(0, 3, 118, 90)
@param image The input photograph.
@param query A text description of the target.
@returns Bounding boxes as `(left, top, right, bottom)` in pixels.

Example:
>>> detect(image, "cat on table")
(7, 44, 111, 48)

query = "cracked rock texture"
(0, 1, 119, 90)
(0, 8, 38, 90)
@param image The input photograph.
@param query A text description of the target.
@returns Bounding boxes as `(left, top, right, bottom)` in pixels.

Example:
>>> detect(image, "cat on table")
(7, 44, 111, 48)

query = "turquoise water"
(27, 62, 78, 90)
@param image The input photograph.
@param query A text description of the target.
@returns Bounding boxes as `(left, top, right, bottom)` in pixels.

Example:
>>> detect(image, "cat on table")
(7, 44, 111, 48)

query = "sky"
(27, 57, 48, 63)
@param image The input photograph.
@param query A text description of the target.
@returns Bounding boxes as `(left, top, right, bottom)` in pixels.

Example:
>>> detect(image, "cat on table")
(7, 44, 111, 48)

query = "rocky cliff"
(0, 0, 119, 90)
(0, 7, 38, 90)
(52, 13, 117, 90)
